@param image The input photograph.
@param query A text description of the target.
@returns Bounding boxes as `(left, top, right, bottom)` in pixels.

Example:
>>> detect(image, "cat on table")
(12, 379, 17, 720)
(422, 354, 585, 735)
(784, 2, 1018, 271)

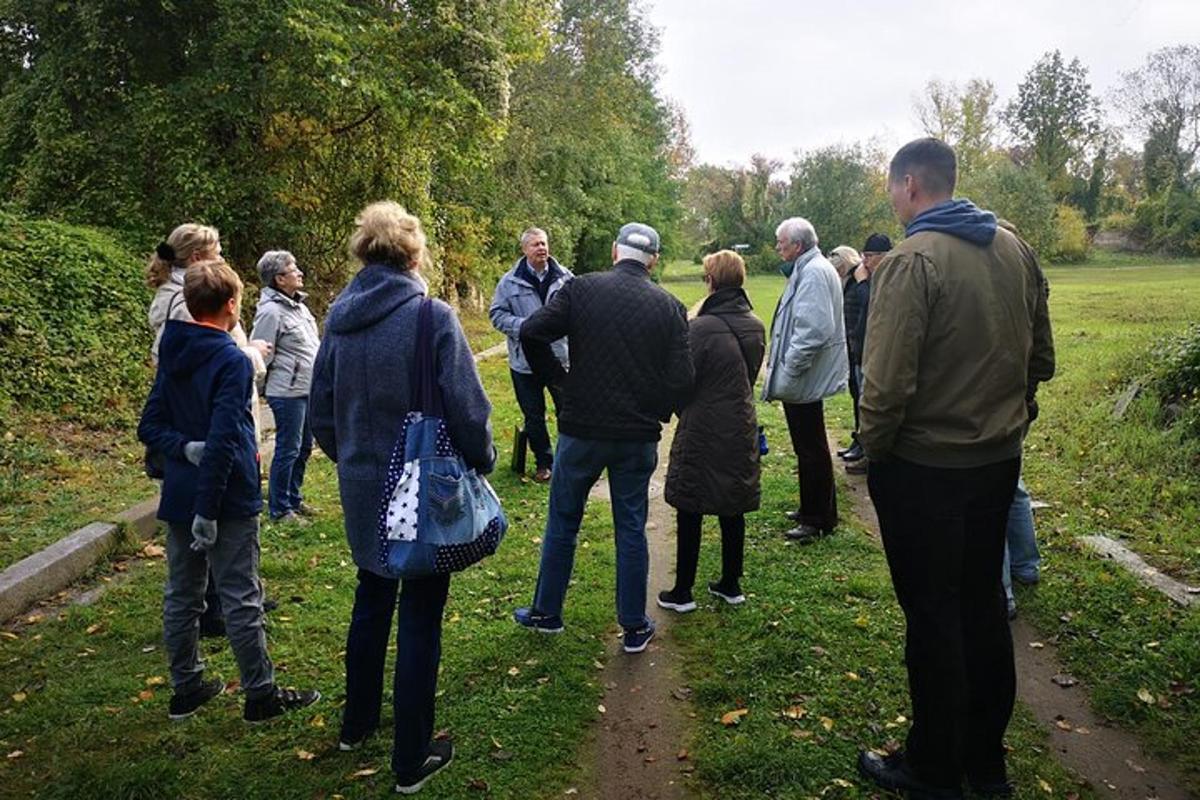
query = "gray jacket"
(489, 256, 571, 374)
(250, 286, 321, 398)
(762, 247, 849, 404)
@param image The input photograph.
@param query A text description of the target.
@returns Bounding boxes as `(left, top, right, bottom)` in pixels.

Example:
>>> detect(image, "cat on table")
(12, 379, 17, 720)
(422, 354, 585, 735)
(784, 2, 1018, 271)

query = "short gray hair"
(614, 244, 654, 266)
(520, 227, 548, 248)
(257, 249, 296, 287)
(776, 217, 819, 251)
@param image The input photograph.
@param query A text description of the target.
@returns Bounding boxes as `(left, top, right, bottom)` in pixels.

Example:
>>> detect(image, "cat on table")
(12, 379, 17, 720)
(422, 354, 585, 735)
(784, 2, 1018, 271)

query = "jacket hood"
(699, 286, 753, 316)
(325, 264, 426, 335)
(906, 199, 997, 245)
(258, 285, 309, 310)
(158, 320, 236, 378)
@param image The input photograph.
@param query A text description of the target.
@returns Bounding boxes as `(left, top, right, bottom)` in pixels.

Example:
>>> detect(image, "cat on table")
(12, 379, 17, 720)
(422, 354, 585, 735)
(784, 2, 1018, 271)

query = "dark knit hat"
(862, 233, 893, 253)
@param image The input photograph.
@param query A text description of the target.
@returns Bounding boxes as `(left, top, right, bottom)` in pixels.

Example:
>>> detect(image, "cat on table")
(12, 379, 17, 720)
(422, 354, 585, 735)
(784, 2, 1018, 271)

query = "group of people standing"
(138, 135, 1054, 798)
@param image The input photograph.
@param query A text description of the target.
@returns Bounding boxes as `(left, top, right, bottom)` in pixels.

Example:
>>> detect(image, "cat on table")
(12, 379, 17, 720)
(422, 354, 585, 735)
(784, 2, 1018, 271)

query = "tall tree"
(1004, 50, 1101, 197)
(784, 144, 896, 254)
(913, 78, 998, 177)
(1115, 45, 1200, 195)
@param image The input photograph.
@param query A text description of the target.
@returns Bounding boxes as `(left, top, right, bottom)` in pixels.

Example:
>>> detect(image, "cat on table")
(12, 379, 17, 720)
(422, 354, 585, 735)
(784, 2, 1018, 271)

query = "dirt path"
(830, 442, 1194, 799)
(577, 432, 697, 800)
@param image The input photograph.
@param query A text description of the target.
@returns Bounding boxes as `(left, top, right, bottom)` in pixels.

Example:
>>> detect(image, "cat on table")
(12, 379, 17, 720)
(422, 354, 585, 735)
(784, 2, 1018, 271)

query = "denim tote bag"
(376, 298, 506, 578)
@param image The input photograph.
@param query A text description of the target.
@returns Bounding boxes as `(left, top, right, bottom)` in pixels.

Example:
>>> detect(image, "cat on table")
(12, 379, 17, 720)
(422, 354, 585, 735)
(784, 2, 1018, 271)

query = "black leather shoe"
(784, 524, 831, 544)
(857, 750, 963, 800)
(784, 510, 802, 522)
(841, 442, 865, 462)
(969, 778, 1014, 797)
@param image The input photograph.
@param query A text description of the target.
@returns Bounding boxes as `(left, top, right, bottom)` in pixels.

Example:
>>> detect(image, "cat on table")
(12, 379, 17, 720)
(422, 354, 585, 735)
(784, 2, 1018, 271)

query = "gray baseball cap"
(615, 222, 661, 255)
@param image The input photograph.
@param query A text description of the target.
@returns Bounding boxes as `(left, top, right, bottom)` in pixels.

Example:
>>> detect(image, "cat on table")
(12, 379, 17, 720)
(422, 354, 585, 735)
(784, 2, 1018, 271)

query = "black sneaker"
(708, 580, 745, 605)
(622, 620, 656, 654)
(338, 725, 376, 751)
(243, 686, 321, 723)
(656, 588, 696, 613)
(168, 678, 224, 720)
(395, 739, 454, 794)
(784, 524, 831, 544)
(858, 750, 963, 800)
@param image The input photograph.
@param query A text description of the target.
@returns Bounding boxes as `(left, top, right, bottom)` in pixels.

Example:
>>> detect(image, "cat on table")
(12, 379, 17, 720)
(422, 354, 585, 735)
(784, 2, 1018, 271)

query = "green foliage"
(1132, 187, 1200, 255)
(784, 144, 898, 253)
(1004, 50, 1101, 197)
(1149, 323, 1200, 438)
(1051, 203, 1090, 262)
(959, 156, 1057, 256)
(0, 211, 150, 425)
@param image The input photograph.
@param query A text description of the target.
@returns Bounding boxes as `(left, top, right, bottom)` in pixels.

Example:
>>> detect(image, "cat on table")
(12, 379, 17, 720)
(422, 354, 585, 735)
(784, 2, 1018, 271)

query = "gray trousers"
(164, 517, 274, 699)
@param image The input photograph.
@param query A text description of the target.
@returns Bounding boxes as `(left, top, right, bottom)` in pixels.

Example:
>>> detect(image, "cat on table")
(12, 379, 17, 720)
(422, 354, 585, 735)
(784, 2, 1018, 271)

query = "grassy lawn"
(0, 357, 622, 799)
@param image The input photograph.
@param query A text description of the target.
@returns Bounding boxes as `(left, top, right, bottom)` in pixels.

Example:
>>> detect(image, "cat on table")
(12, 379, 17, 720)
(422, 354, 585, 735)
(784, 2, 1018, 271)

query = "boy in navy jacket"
(138, 258, 319, 722)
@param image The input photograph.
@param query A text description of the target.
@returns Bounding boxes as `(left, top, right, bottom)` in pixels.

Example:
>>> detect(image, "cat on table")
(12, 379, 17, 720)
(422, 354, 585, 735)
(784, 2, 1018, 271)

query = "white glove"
(190, 515, 218, 552)
(183, 441, 205, 466)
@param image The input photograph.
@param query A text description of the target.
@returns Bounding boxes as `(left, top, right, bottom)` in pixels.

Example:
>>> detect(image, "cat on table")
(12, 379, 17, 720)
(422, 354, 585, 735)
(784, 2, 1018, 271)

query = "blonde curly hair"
(348, 201, 431, 271)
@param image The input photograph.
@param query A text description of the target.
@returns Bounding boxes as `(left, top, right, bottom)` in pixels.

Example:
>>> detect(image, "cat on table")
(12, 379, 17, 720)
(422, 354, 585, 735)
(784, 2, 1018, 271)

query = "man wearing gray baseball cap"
(513, 222, 694, 654)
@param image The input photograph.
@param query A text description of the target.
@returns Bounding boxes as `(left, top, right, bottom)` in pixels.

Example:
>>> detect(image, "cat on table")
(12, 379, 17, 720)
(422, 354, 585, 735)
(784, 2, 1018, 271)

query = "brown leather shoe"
(533, 467, 552, 483)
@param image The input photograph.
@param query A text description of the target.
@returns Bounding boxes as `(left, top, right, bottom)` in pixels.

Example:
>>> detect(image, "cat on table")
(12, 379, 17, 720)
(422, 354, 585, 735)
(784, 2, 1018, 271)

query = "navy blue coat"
(138, 321, 263, 523)
(309, 265, 494, 576)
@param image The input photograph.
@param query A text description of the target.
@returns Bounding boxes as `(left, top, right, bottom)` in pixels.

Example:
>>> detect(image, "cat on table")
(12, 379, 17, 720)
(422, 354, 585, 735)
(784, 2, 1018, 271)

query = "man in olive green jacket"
(856, 138, 1054, 800)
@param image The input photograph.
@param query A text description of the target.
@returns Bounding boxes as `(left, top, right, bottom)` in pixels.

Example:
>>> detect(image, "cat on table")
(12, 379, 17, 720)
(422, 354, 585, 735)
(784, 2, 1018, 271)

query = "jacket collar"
(613, 259, 652, 279)
(261, 285, 308, 308)
(780, 246, 820, 279)
(514, 255, 564, 288)
(699, 287, 752, 316)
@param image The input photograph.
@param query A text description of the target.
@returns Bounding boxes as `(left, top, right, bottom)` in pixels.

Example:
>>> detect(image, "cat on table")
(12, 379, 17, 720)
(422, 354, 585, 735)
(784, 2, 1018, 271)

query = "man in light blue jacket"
(489, 227, 572, 482)
(762, 217, 848, 543)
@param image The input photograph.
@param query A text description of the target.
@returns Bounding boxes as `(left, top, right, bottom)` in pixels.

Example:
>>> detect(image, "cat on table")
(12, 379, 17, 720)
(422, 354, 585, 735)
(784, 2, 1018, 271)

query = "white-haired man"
(489, 227, 573, 482)
(512, 223, 694, 655)
(762, 217, 848, 542)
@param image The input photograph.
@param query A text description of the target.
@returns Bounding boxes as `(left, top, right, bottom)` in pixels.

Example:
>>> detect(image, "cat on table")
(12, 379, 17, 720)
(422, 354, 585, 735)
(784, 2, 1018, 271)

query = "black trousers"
(672, 510, 744, 593)
(846, 353, 861, 436)
(782, 400, 837, 530)
(511, 369, 560, 469)
(868, 456, 1020, 790)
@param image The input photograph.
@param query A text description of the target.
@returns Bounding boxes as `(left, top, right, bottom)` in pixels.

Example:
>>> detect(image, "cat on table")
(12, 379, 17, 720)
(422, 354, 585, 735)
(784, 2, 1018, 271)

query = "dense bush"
(0, 212, 150, 425)
(1051, 203, 1090, 261)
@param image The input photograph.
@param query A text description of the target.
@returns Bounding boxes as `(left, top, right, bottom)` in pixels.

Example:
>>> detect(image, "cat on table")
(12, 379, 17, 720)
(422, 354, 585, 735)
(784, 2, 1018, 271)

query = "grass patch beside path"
(667, 403, 1091, 800)
(0, 357, 620, 800)
(0, 413, 151, 569)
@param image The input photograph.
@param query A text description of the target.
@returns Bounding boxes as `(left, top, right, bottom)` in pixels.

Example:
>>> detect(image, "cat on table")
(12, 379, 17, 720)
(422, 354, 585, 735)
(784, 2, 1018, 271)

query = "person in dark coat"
(308, 201, 494, 794)
(659, 250, 765, 610)
(840, 233, 892, 472)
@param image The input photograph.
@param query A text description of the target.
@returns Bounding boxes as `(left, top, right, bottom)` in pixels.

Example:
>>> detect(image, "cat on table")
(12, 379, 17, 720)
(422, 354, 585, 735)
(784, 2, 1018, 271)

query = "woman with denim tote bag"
(309, 202, 496, 794)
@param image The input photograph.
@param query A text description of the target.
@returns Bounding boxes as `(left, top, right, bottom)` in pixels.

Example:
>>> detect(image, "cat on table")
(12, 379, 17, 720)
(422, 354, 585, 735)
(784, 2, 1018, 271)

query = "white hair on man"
(520, 227, 548, 247)
(615, 243, 654, 266)
(776, 217, 819, 251)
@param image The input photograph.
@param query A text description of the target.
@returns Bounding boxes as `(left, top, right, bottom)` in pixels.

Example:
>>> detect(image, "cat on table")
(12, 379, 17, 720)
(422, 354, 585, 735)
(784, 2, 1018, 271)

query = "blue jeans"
(533, 434, 657, 630)
(342, 569, 451, 776)
(267, 396, 313, 519)
(1001, 476, 1040, 601)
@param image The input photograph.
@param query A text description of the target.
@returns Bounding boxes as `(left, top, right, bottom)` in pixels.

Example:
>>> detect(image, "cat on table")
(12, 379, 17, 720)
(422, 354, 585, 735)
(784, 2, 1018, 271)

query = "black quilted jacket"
(520, 260, 694, 442)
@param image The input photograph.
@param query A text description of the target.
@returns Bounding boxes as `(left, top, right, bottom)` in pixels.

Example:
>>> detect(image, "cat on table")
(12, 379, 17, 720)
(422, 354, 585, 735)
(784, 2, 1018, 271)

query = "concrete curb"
(0, 434, 278, 623)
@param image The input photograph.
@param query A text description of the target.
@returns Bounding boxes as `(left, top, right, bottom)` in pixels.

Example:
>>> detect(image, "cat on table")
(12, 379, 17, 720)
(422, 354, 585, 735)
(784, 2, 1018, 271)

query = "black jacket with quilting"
(520, 260, 694, 442)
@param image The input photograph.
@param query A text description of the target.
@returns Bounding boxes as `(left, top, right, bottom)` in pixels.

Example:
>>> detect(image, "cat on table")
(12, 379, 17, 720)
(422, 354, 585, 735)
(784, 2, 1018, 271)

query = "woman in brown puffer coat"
(659, 250, 765, 611)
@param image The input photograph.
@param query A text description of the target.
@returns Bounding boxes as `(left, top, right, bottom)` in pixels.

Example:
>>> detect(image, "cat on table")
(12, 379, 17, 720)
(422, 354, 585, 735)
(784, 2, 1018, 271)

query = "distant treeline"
(681, 47, 1200, 267)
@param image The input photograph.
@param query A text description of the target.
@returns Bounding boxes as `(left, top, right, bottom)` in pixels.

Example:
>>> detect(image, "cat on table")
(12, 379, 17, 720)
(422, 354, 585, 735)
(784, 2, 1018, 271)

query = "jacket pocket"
(426, 465, 465, 524)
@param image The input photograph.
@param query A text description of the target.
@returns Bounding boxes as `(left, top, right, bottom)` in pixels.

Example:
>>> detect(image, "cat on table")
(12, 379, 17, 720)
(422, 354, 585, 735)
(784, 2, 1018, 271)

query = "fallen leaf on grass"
(0, 631, 18, 641)
(507, 666, 520, 677)
(1028, 641, 1044, 649)
(1125, 758, 1146, 774)
(1051, 674, 1077, 688)
(820, 716, 835, 731)
(141, 544, 165, 559)
(677, 749, 689, 761)
(468, 778, 489, 791)
(791, 729, 813, 740)
(671, 687, 692, 701)
(831, 778, 853, 788)
(1137, 688, 1156, 705)
(86, 623, 103, 635)
(310, 714, 326, 728)
(1055, 719, 1073, 731)
(24, 614, 42, 624)
(11, 692, 26, 703)
(597, 704, 606, 714)
(349, 768, 378, 778)
(145, 676, 166, 687)
(782, 705, 807, 719)
(844, 671, 860, 681)
(138, 690, 154, 701)
(223, 679, 240, 694)
(296, 749, 316, 761)
(140, 645, 156, 653)
(720, 708, 748, 726)
(643, 756, 657, 764)
(1038, 777, 1053, 793)
(6, 750, 23, 759)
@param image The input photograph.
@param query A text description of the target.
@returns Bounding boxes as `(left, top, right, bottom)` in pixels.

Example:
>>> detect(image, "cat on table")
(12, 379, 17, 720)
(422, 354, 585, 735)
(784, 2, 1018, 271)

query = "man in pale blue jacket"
(489, 227, 572, 482)
(762, 217, 848, 542)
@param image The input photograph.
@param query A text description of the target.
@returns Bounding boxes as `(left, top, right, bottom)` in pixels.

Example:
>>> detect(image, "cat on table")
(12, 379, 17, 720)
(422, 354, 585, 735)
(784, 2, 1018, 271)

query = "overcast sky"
(644, 0, 1200, 168)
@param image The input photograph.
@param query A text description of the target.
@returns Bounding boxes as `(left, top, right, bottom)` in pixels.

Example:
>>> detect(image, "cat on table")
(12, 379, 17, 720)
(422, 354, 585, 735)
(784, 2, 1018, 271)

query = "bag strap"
(409, 298, 446, 417)
(713, 313, 756, 385)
